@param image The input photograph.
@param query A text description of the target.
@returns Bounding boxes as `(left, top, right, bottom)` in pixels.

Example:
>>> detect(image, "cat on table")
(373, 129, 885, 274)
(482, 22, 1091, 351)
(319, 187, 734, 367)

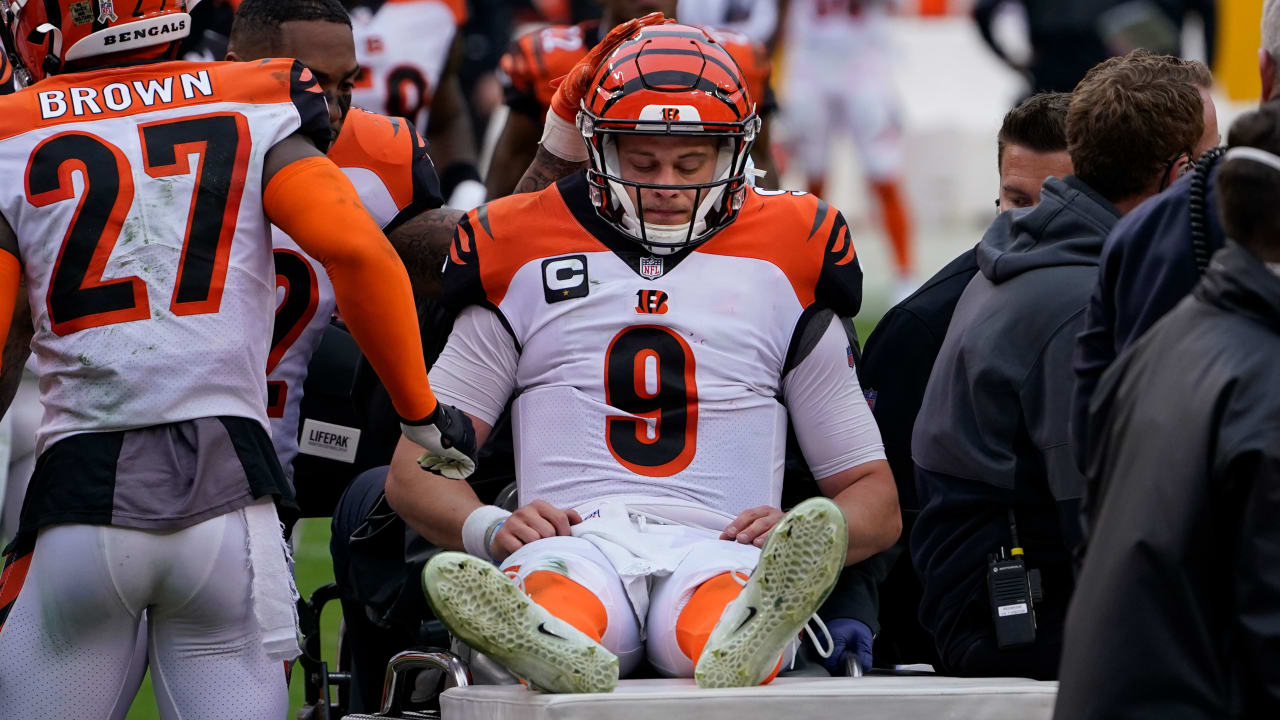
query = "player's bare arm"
(386, 430, 489, 550)
(386, 207, 464, 300)
(817, 460, 900, 565)
(721, 460, 899, 565)
(514, 145, 587, 195)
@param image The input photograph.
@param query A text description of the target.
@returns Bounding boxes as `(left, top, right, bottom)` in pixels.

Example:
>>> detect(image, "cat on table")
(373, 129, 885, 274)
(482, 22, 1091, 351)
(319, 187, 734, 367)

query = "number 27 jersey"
(0, 59, 330, 454)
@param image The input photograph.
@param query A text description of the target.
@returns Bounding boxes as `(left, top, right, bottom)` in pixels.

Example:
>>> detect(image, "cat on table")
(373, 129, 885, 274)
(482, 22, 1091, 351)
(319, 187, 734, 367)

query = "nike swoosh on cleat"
(734, 606, 758, 633)
(537, 622, 567, 640)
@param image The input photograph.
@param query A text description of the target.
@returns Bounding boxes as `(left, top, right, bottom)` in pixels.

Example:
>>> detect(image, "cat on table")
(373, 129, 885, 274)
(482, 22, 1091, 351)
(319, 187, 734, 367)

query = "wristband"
(462, 504, 512, 560)
(540, 109, 588, 163)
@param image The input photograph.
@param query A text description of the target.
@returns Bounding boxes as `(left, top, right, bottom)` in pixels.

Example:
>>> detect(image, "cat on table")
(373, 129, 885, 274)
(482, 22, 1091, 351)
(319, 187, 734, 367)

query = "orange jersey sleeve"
(264, 155, 437, 421)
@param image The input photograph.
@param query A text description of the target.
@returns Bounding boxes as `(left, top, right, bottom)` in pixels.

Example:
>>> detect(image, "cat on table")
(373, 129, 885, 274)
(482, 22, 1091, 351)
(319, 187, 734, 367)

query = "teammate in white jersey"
(778, 0, 916, 297)
(0, 1, 475, 716)
(225, 0, 449, 488)
(386, 23, 900, 692)
(345, 0, 484, 209)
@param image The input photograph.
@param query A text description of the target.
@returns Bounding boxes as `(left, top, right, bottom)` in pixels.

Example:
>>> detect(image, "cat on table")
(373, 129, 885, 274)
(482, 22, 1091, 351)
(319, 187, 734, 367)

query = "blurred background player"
(487, 0, 780, 197)
(0, 0, 474, 716)
(676, 0, 780, 48)
(345, 0, 485, 209)
(777, 0, 915, 299)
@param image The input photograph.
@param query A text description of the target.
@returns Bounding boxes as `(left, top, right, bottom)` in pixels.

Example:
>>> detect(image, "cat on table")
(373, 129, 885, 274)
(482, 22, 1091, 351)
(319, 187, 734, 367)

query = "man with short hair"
(1055, 101, 1280, 720)
(859, 91, 1071, 667)
(995, 93, 1075, 212)
(910, 50, 1204, 679)
(1070, 50, 1239, 469)
(391, 23, 899, 693)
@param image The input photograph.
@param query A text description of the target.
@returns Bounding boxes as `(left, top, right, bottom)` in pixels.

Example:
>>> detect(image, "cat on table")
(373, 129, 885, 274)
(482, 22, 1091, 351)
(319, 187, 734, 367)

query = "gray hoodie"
(908, 175, 1120, 676)
(913, 175, 1119, 504)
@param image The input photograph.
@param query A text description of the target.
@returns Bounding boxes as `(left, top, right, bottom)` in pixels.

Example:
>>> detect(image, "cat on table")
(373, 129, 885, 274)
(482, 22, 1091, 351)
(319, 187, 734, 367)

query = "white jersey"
(675, 0, 779, 47)
(431, 176, 884, 520)
(349, 0, 466, 133)
(783, 0, 889, 53)
(0, 59, 331, 454)
(266, 108, 442, 481)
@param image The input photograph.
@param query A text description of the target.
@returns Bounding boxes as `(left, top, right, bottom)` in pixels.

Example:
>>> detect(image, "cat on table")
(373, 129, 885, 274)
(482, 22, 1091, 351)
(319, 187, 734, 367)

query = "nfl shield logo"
(639, 256, 664, 279)
(98, 0, 119, 23)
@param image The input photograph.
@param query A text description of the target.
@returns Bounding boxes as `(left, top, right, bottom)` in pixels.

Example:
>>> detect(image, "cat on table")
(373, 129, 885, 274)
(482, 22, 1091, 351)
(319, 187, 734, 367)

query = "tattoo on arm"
(513, 145, 585, 195)
(386, 207, 464, 303)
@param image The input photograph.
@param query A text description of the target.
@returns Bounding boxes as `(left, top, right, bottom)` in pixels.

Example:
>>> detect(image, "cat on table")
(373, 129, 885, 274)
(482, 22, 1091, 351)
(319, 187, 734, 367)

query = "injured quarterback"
(384, 23, 900, 693)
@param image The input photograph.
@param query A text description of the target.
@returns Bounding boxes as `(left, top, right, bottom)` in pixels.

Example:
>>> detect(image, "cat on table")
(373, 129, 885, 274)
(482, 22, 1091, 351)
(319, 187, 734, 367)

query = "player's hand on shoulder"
(721, 506, 786, 547)
(401, 402, 478, 480)
(490, 500, 583, 562)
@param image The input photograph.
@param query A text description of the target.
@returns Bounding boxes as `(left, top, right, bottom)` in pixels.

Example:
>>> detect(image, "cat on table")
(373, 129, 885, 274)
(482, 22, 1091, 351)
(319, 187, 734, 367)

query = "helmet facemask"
(577, 25, 761, 254)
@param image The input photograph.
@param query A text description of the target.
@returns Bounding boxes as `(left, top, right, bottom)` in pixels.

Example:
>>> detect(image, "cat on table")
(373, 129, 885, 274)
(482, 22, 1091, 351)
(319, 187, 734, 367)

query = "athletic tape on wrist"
(540, 109, 588, 163)
(462, 505, 512, 560)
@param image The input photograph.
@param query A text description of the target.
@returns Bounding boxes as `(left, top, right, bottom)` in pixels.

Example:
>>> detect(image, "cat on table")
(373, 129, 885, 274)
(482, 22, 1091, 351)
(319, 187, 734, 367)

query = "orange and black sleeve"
(263, 156, 438, 421)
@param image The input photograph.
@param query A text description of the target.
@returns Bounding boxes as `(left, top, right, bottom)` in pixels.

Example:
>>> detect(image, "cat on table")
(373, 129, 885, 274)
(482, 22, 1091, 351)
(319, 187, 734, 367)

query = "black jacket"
(973, 0, 1216, 94)
(910, 176, 1118, 678)
(856, 246, 978, 664)
(1056, 243, 1280, 719)
(1072, 160, 1225, 470)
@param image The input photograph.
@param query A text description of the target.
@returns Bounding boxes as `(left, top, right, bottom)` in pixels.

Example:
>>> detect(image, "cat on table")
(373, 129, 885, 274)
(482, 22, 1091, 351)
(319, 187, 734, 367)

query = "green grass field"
(125, 517, 343, 720)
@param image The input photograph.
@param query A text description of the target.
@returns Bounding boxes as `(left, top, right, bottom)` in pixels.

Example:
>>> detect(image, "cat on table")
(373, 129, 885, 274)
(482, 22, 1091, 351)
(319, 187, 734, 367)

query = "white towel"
(242, 498, 301, 662)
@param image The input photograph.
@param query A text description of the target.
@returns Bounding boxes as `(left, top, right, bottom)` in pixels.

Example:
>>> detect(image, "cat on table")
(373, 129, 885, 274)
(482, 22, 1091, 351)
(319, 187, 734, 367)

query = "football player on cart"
(389, 23, 900, 692)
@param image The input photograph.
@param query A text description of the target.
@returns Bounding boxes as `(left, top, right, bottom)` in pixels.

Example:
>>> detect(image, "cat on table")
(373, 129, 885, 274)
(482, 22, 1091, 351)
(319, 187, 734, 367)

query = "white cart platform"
(441, 675, 1057, 720)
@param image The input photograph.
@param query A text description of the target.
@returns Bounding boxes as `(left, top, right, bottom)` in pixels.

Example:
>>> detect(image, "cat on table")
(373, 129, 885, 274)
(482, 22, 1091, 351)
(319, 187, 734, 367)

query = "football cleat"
(422, 552, 619, 694)
(694, 497, 848, 688)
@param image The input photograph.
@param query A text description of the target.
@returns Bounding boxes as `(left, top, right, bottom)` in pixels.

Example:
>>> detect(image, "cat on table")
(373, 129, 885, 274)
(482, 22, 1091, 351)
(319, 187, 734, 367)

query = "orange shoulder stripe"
(0, 59, 301, 143)
(327, 109, 417, 212)
(698, 191, 833, 307)
(463, 186, 604, 306)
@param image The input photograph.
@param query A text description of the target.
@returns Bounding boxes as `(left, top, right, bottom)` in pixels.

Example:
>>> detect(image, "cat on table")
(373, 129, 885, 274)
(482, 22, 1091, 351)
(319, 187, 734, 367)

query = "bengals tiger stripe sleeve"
(264, 155, 438, 421)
